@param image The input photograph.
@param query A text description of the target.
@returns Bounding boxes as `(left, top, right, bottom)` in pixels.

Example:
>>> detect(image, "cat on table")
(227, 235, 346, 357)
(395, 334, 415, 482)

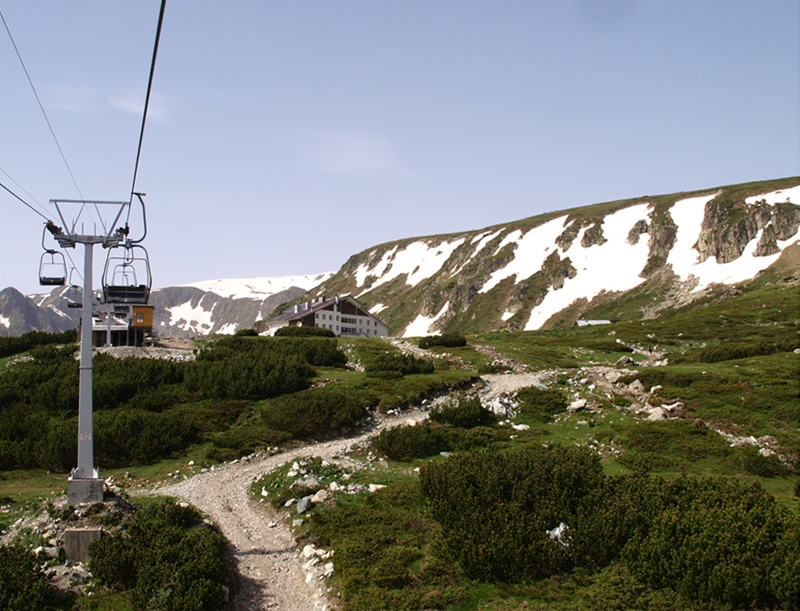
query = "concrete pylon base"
(67, 478, 104, 505)
(64, 528, 102, 562)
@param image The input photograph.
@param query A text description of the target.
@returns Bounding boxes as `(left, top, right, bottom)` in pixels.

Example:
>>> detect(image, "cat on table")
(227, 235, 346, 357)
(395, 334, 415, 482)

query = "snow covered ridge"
(1, 273, 335, 338)
(150, 273, 336, 338)
(311, 181, 799, 338)
(170, 272, 334, 300)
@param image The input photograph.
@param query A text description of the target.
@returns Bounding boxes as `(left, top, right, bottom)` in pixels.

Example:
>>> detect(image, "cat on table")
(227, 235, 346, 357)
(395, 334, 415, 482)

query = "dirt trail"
(148, 367, 564, 611)
(152, 412, 426, 611)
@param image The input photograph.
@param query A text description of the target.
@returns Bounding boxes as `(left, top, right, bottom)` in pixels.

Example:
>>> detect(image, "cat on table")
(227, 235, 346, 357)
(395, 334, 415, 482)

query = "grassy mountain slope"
(305, 176, 799, 336)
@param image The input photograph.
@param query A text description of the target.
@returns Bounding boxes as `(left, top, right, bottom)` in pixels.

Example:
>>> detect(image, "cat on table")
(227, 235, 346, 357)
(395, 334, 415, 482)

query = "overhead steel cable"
(0, 165, 51, 219)
(0, 9, 86, 206)
(0, 179, 51, 222)
(127, 0, 167, 224)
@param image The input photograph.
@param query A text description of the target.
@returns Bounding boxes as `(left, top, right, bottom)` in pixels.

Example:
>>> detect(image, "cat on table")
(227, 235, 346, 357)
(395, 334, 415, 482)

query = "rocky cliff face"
(0, 287, 79, 336)
(694, 197, 800, 263)
(149, 285, 309, 338)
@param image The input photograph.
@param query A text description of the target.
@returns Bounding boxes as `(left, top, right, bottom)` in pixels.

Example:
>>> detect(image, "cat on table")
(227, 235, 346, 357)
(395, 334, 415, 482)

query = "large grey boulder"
(297, 496, 314, 514)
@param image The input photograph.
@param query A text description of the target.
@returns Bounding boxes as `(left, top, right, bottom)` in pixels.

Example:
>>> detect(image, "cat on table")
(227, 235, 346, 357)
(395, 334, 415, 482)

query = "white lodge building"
(265, 295, 391, 337)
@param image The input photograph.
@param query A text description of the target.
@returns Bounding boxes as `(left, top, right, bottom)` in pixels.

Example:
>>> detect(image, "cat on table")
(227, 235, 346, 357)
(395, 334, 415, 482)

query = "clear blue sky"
(1, 0, 798, 295)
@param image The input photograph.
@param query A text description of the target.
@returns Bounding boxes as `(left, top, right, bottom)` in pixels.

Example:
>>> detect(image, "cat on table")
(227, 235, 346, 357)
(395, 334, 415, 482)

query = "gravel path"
(148, 367, 560, 611)
(152, 411, 427, 611)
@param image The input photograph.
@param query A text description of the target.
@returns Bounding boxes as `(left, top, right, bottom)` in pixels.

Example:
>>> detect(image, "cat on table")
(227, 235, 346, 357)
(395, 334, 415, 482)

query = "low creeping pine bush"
(418, 333, 467, 349)
(89, 500, 230, 611)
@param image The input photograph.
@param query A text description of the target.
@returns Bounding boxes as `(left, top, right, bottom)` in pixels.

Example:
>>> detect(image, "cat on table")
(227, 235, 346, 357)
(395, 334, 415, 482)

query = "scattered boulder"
(296, 496, 314, 514)
(628, 379, 646, 394)
(615, 355, 636, 366)
(568, 399, 587, 412)
(310, 489, 328, 504)
(662, 401, 686, 418)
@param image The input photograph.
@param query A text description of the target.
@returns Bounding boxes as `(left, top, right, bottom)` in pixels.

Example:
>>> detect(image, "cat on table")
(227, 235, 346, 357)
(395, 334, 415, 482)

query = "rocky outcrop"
(641, 208, 678, 277)
(556, 218, 590, 251)
(694, 198, 800, 263)
(581, 221, 608, 247)
(627, 219, 649, 245)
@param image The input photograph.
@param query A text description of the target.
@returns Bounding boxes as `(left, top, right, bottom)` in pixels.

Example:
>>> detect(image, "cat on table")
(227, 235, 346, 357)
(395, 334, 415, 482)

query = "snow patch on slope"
(48, 304, 69, 319)
(480, 217, 568, 294)
(216, 322, 238, 335)
(175, 273, 333, 300)
(524, 204, 651, 330)
(473, 229, 503, 253)
(745, 185, 800, 206)
(370, 303, 387, 314)
(0, 315, 9, 328)
(167, 300, 216, 334)
(356, 239, 466, 294)
(403, 302, 449, 338)
(667, 194, 796, 291)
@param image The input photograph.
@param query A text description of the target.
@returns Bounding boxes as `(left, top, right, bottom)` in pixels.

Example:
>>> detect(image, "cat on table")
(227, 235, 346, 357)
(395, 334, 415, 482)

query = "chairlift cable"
(0, 179, 51, 222)
(0, 165, 51, 220)
(127, 0, 167, 223)
(64, 250, 84, 283)
(0, 9, 88, 209)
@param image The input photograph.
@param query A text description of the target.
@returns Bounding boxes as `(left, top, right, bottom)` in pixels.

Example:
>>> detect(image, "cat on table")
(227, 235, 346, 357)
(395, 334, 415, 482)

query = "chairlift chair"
(65, 269, 82, 308)
(39, 250, 67, 286)
(102, 243, 152, 304)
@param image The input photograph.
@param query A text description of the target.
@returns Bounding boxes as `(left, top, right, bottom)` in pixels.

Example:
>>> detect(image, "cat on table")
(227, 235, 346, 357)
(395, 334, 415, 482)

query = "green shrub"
(515, 386, 568, 423)
(770, 521, 800, 610)
(208, 425, 290, 460)
(623, 479, 795, 610)
(699, 339, 800, 363)
(737, 445, 793, 477)
(261, 385, 376, 440)
(89, 500, 229, 611)
(365, 353, 435, 377)
(429, 396, 494, 428)
(420, 445, 605, 582)
(0, 544, 56, 610)
(0, 328, 77, 358)
(614, 420, 734, 474)
(234, 328, 259, 336)
(477, 362, 511, 374)
(275, 325, 336, 337)
(373, 424, 448, 460)
(186, 345, 314, 400)
(311, 480, 469, 610)
(418, 333, 467, 349)
(376, 394, 408, 413)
